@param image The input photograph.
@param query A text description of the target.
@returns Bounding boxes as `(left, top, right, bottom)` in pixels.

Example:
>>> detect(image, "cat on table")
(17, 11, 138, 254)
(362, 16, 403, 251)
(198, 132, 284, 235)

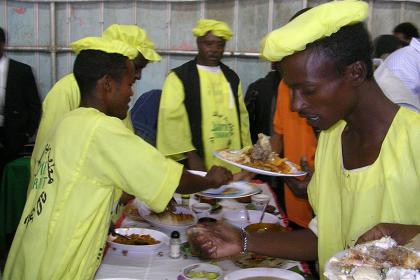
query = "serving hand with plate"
(214, 133, 306, 177)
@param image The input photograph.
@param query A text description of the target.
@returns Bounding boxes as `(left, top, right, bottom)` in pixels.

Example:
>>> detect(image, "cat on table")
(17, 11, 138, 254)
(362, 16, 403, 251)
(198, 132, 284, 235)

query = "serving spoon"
(258, 201, 270, 223)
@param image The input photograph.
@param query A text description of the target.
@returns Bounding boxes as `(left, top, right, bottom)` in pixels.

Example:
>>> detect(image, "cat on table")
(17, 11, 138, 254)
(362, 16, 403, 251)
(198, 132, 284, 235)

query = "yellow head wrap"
(260, 0, 368, 62)
(102, 24, 161, 62)
(70, 37, 138, 60)
(192, 19, 233, 41)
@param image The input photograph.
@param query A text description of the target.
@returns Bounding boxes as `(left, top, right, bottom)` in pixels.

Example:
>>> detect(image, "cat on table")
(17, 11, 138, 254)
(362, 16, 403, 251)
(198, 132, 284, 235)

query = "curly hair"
(306, 22, 374, 80)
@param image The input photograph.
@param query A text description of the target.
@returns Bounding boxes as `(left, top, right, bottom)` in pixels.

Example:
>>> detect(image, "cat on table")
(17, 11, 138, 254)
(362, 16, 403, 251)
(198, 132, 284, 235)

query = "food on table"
(325, 237, 420, 280)
(123, 203, 147, 222)
(233, 252, 285, 269)
(239, 277, 286, 280)
(219, 133, 300, 174)
(183, 263, 222, 279)
(113, 234, 160, 245)
(245, 223, 288, 233)
(186, 270, 220, 280)
(148, 209, 194, 225)
(222, 187, 240, 195)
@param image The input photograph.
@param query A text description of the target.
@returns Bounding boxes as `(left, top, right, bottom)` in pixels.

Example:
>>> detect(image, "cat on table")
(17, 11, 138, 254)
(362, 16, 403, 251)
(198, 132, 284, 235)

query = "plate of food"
(197, 181, 261, 199)
(324, 237, 420, 280)
(138, 204, 197, 242)
(233, 253, 286, 269)
(214, 133, 306, 177)
(107, 227, 169, 255)
(224, 267, 304, 280)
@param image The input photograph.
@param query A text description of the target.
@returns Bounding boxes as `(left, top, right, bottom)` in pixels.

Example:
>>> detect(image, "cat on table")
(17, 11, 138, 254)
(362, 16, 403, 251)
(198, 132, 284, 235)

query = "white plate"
(197, 181, 261, 199)
(107, 228, 168, 255)
(225, 267, 304, 280)
(324, 250, 347, 280)
(188, 170, 262, 199)
(214, 150, 307, 177)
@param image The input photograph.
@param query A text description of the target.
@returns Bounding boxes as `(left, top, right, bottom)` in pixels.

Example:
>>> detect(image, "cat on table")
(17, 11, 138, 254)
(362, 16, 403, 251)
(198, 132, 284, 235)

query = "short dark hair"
(306, 22, 374, 79)
(373, 34, 402, 58)
(0, 27, 6, 43)
(73, 50, 128, 97)
(393, 22, 419, 40)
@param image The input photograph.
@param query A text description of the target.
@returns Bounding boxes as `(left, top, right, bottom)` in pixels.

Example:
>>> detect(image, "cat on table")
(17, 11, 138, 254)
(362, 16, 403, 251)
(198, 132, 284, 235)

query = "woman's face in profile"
(281, 49, 356, 131)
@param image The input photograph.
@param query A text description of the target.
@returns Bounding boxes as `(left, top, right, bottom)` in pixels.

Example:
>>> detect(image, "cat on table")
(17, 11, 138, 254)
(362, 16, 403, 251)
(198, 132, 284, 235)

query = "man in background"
(0, 27, 41, 175)
(157, 19, 251, 173)
(393, 22, 419, 46)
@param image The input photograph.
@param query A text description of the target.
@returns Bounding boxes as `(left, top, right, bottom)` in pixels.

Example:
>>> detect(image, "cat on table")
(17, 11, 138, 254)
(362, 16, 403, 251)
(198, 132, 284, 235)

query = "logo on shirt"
(33, 144, 55, 190)
(209, 112, 234, 143)
(24, 144, 55, 226)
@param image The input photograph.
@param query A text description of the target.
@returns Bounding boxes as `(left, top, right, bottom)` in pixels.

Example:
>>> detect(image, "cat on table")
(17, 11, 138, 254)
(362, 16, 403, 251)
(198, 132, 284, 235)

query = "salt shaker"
(170, 230, 181, 258)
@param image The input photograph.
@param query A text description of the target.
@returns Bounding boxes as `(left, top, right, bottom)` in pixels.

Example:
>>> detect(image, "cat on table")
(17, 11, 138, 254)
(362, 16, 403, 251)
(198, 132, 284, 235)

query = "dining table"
(94, 181, 312, 280)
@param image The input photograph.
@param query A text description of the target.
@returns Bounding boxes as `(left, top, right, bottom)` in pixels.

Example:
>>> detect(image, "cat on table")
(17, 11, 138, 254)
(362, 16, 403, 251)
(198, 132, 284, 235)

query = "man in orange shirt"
(271, 80, 317, 228)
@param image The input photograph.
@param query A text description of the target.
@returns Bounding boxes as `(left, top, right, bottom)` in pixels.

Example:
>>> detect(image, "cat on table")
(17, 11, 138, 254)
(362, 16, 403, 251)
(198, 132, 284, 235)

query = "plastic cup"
(251, 194, 270, 211)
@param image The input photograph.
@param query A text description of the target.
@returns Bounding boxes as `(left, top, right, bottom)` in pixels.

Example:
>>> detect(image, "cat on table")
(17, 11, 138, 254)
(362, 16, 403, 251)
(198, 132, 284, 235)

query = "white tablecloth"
(94, 182, 302, 280)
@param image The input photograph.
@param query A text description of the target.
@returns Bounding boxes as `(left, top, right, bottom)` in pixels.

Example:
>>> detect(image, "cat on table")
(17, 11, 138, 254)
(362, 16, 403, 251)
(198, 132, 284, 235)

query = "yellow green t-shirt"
(157, 65, 251, 172)
(5, 108, 182, 280)
(308, 107, 420, 276)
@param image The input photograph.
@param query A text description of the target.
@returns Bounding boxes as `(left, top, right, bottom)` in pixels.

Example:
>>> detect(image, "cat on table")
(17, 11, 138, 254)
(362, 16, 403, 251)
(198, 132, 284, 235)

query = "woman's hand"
(187, 222, 243, 259)
(357, 223, 420, 245)
(205, 166, 233, 187)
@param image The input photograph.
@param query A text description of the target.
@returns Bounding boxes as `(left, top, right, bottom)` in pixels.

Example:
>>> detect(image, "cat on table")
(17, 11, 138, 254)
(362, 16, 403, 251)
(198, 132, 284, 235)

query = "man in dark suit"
(0, 27, 41, 173)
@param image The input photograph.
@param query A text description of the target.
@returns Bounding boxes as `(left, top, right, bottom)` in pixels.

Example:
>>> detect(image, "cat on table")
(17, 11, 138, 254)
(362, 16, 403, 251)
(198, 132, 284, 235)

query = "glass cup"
(191, 202, 212, 218)
(251, 194, 270, 211)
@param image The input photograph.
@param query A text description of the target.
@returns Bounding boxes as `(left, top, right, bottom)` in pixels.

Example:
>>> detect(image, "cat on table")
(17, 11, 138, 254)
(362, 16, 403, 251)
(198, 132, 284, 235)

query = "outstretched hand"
(357, 223, 420, 245)
(187, 222, 243, 259)
(205, 166, 233, 188)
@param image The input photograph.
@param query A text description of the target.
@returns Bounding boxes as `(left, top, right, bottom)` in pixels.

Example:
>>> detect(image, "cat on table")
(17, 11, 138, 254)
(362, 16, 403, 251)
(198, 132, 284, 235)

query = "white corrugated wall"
(3, 0, 420, 102)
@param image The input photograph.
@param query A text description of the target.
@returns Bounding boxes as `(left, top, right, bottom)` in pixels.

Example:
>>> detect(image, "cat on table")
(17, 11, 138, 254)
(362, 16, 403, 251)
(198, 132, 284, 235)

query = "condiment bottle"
(181, 194, 190, 207)
(170, 230, 181, 258)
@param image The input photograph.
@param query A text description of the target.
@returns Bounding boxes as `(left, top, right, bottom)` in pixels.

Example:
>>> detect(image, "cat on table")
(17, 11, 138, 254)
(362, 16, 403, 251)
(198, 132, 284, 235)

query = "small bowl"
(192, 203, 212, 215)
(245, 223, 288, 233)
(182, 263, 223, 280)
(223, 209, 279, 228)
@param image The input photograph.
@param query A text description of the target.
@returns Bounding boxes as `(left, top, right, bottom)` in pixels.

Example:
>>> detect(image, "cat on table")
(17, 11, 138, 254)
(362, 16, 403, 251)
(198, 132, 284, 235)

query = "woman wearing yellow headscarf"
(187, 1, 420, 278)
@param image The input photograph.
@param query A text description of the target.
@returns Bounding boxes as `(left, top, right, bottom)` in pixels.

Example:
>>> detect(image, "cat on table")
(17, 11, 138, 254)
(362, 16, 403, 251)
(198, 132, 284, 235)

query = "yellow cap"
(102, 24, 161, 62)
(260, 0, 368, 62)
(70, 37, 138, 60)
(192, 19, 233, 41)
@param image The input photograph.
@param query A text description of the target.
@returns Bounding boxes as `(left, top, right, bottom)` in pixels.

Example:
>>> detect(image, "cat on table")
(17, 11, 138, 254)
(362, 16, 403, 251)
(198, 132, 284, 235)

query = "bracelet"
(240, 228, 249, 254)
